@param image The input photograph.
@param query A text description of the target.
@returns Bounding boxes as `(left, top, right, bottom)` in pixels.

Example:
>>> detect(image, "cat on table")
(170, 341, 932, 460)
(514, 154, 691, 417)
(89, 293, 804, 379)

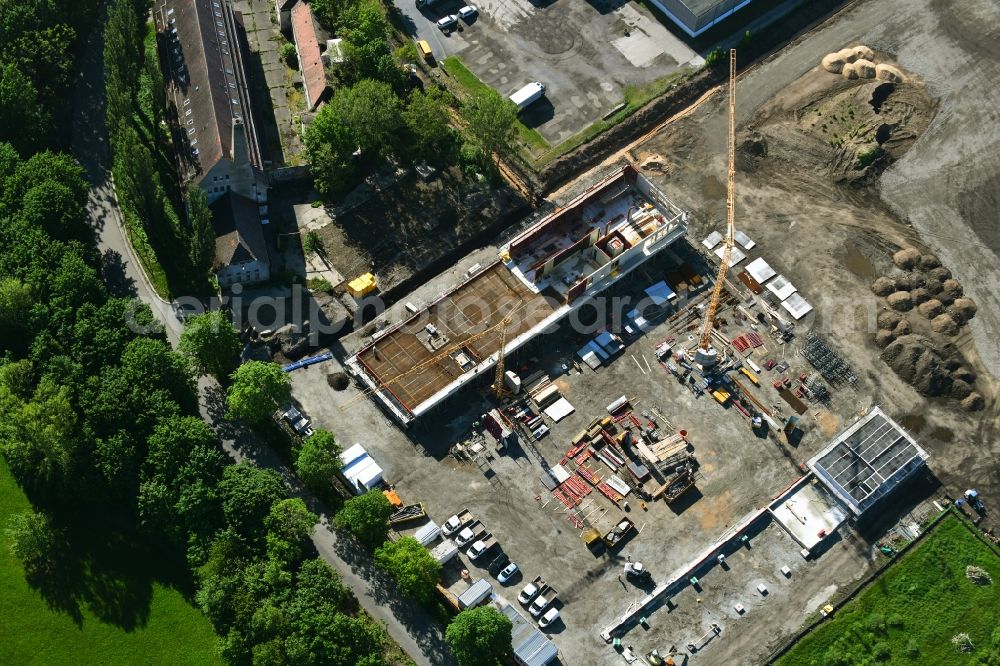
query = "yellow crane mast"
(695, 48, 737, 370)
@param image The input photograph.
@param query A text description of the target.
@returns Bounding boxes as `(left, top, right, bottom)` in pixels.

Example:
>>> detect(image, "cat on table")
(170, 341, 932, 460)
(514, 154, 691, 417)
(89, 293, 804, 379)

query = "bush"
(281, 43, 298, 69)
(306, 277, 333, 292)
(905, 638, 920, 658)
(873, 641, 890, 660)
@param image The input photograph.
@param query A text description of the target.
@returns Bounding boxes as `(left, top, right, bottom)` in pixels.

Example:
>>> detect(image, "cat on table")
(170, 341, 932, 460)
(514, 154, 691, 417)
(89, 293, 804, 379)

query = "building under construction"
(345, 165, 689, 425)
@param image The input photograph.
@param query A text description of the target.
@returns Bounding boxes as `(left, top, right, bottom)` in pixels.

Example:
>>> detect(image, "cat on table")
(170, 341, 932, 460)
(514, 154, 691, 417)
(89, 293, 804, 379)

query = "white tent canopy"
(745, 257, 776, 283)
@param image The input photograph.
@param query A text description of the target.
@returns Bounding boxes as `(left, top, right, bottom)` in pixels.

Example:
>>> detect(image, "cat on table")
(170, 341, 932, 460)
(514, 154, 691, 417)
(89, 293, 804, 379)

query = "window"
(216, 20, 223, 27)
(225, 174, 230, 179)
(222, 49, 230, 55)
(185, 109, 192, 117)
(192, 148, 199, 156)
(231, 98, 239, 105)
(186, 119, 193, 125)
(183, 98, 190, 106)
(213, 176, 218, 181)
(229, 81, 236, 88)
(226, 185, 230, 191)
(187, 128, 195, 135)
(215, 10, 222, 17)
(191, 138, 198, 145)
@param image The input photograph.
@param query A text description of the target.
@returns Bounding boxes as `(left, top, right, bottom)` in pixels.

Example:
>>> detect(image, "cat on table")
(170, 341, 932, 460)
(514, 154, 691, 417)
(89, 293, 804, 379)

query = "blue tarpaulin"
(644, 280, 676, 306)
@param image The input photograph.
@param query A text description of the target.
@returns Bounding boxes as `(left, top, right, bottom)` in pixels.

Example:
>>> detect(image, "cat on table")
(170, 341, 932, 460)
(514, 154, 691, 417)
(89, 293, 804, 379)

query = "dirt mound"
(895, 272, 926, 291)
(821, 52, 846, 73)
(887, 291, 913, 311)
(918, 253, 941, 270)
(927, 266, 952, 282)
(877, 311, 903, 329)
(952, 366, 976, 384)
(853, 45, 875, 61)
(939, 279, 963, 304)
(909, 287, 930, 305)
(875, 63, 906, 83)
(871, 276, 896, 296)
(893, 247, 921, 269)
(875, 329, 896, 348)
(931, 313, 959, 335)
(924, 278, 944, 295)
(894, 319, 912, 336)
(737, 132, 768, 171)
(918, 299, 944, 318)
(854, 59, 877, 78)
(949, 378, 974, 400)
(842, 63, 860, 80)
(961, 393, 985, 411)
(880, 335, 958, 397)
(950, 297, 978, 322)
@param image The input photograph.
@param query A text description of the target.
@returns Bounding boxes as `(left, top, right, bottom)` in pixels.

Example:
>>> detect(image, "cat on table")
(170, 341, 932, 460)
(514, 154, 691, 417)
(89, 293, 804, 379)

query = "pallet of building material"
(602, 444, 627, 468)
(552, 488, 575, 508)
(565, 440, 589, 459)
(576, 448, 593, 464)
(746, 331, 764, 348)
(576, 465, 602, 485)
(593, 447, 619, 473)
(731, 336, 750, 353)
(568, 514, 584, 529)
(564, 476, 592, 499)
(389, 503, 426, 525)
(597, 482, 624, 503)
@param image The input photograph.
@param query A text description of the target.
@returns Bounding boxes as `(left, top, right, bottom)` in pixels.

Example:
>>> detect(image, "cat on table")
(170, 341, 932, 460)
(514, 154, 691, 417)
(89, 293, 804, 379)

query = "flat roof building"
(647, 0, 753, 37)
(499, 602, 559, 666)
(808, 407, 929, 516)
(346, 165, 688, 424)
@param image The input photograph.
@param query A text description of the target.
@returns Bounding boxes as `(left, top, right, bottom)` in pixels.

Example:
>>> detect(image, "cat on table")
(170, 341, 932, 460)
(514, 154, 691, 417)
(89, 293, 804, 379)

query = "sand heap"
(821, 45, 907, 82)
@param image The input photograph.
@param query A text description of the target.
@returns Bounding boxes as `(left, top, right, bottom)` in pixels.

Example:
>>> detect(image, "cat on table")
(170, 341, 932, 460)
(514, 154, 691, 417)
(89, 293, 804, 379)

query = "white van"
(509, 82, 545, 111)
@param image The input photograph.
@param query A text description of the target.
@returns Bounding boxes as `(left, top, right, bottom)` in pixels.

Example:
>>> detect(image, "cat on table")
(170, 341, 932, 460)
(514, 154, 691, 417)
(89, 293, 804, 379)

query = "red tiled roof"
(291, 2, 328, 110)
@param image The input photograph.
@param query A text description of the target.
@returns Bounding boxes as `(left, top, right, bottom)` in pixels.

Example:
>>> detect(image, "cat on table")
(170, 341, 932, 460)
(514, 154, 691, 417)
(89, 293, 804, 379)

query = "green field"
(0, 459, 221, 665)
(778, 512, 1000, 665)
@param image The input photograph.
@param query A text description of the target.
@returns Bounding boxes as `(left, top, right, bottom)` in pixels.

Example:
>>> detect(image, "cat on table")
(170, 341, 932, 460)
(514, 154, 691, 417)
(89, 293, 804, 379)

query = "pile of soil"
(880, 335, 982, 409)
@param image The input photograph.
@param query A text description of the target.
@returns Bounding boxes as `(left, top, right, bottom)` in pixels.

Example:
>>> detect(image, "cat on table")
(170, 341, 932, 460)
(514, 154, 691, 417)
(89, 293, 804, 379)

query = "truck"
(509, 82, 545, 111)
(468, 534, 498, 561)
(518, 576, 545, 605)
(442, 509, 473, 537)
(455, 520, 486, 548)
(415, 0, 442, 8)
(603, 517, 635, 549)
(529, 585, 557, 617)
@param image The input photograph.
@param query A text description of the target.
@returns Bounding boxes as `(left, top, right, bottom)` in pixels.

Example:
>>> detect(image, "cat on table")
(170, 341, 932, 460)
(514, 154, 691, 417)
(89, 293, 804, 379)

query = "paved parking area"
(394, 0, 702, 143)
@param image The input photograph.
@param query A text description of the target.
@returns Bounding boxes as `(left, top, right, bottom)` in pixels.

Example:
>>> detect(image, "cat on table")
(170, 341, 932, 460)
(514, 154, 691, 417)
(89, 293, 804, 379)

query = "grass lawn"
(0, 458, 221, 665)
(778, 512, 1000, 665)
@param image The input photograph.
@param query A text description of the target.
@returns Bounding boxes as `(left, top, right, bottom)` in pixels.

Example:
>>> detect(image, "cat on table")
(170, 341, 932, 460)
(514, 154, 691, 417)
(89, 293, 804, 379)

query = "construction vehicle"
(388, 503, 426, 525)
(711, 388, 731, 405)
(455, 520, 486, 548)
(603, 517, 636, 548)
(624, 561, 650, 580)
(692, 49, 738, 371)
(740, 366, 759, 385)
(653, 461, 696, 504)
(442, 509, 474, 536)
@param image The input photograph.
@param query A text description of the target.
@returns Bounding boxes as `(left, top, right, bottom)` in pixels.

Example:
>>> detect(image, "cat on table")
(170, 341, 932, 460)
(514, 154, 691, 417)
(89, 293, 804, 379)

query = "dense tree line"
(104, 0, 212, 294)
(304, 0, 517, 197)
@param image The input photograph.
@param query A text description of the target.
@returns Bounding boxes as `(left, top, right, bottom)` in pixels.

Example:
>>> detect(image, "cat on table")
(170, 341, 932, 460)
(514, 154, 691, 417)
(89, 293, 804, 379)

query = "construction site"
(285, 0, 1000, 662)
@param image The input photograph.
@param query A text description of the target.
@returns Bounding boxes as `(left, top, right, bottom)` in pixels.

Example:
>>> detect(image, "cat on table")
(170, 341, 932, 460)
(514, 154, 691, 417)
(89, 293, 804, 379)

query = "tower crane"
(491, 311, 516, 400)
(694, 48, 737, 370)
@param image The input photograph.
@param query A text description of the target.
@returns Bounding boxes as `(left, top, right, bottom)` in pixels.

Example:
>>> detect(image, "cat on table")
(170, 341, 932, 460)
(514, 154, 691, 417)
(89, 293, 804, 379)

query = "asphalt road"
(70, 9, 450, 665)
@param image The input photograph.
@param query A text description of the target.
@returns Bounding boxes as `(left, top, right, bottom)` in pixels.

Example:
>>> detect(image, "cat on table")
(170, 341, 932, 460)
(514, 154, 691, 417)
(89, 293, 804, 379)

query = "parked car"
(436, 14, 458, 30)
(498, 562, 519, 584)
(538, 607, 560, 629)
(468, 534, 496, 561)
(487, 552, 510, 576)
(458, 5, 477, 19)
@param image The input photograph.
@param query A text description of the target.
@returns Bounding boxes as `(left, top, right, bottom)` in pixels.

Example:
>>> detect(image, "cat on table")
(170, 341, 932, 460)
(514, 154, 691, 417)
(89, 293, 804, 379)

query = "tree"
(180, 310, 241, 380)
(295, 429, 342, 495)
(374, 536, 442, 605)
(0, 62, 49, 155)
(332, 489, 391, 548)
(0, 376, 78, 493)
(305, 80, 403, 195)
(226, 361, 291, 424)
(187, 188, 215, 280)
(218, 463, 285, 542)
(445, 606, 513, 666)
(18, 180, 90, 244)
(403, 87, 455, 157)
(462, 88, 517, 156)
(0, 277, 32, 350)
(264, 498, 317, 565)
(4, 510, 65, 576)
